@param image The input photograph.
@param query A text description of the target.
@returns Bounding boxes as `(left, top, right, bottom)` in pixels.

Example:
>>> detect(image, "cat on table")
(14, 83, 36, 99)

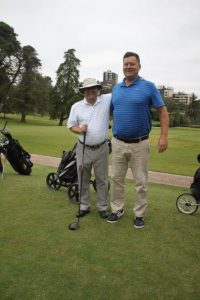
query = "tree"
(49, 49, 80, 125)
(14, 45, 41, 122)
(186, 93, 200, 123)
(33, 75, 52, 116)
(0, 21, 22, 115)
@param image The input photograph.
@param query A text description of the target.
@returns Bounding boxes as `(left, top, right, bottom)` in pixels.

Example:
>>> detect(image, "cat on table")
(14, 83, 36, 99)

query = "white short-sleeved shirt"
(67, 94, 111, 145)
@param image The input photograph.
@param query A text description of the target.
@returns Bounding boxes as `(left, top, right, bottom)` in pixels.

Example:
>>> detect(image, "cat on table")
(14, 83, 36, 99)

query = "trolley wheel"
(176, 192, 198, 215)
(91, 179, 110, 192)
(46, 172, 61, 190)
(67, 183, 79, 204)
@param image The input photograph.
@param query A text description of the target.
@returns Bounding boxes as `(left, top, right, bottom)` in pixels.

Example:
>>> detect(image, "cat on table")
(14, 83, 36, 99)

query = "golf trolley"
(46, 143, 108, 203)
(176, 154, 200, 215)
(0, 121, 33, 177)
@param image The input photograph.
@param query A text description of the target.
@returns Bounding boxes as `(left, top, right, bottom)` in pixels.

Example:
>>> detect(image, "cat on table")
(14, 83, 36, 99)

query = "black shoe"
(107, 209, 124, 223)
(76, 209, 90, 218)
(99, 210, 109, 219)
(134, 217, 144, 229)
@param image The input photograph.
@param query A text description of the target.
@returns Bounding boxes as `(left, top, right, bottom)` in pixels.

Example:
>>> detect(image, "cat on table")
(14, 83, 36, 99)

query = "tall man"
(107, 52, 169, 228)
(67, 78, 111, 218)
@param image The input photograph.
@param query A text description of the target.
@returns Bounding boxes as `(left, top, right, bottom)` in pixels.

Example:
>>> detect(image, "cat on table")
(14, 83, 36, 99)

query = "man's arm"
(157, 106, 169, 153)
(69, 124, 87, 134)
(67, 103, 87, 135)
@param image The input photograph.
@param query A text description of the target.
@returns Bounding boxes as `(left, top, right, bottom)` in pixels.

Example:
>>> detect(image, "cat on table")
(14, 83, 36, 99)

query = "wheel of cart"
(176, 192, 199, 215)
(46, 172, 61, 190)
(67, 179, 111, 203)
(67, 183, 79, 204)
(90, 178, 110, 192)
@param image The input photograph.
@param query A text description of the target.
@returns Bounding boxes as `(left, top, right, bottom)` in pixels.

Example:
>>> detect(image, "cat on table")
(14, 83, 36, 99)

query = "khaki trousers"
(76, 141, 109, 211)
(111, 137, 150, 217)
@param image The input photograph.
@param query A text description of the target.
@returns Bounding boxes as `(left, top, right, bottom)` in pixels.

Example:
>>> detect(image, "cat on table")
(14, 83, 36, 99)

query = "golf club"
(68, 131, 86, 230)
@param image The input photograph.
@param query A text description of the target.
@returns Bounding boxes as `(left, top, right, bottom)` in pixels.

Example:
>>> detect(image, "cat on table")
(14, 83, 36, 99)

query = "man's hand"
(158, 136, 168, 153)
(79, 123, 88, 133)
(70, 124, 88, 134)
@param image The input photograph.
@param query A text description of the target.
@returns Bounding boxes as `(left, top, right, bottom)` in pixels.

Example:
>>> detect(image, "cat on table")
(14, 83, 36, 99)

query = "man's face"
(83, 86, 99, 102)
(123, 56, 141, 81)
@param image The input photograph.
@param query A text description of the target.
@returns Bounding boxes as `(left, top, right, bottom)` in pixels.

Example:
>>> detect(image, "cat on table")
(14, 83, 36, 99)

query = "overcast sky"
(1, 0, 200, 96)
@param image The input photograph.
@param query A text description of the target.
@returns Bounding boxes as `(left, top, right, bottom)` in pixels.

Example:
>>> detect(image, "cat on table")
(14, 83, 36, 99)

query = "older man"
(67, 78, 111, 218)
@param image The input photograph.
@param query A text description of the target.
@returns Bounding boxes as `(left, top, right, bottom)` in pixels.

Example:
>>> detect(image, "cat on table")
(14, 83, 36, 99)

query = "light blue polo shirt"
(111, 76, 165, 138)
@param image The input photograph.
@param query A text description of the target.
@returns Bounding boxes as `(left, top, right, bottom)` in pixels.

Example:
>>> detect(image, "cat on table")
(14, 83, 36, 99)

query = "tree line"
(151, 95, 200, 127)
(0, 21, 200, 126)
(0, 21, 82, 125)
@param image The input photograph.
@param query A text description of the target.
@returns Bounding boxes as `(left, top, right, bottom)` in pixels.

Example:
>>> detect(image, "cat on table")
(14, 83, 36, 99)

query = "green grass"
(0, 115, 76, 158)
(149, 127, 200, 175)
(0, 164, 200, 299)
(1, 114, 200, 176)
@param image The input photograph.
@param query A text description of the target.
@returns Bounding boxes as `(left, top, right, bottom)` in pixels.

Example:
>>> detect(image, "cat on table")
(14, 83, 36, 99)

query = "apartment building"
(173, 93, 193, 105)
(157, 85, 174, 98)
(157, 85, 193, 105)
(103, 70, 118, 88)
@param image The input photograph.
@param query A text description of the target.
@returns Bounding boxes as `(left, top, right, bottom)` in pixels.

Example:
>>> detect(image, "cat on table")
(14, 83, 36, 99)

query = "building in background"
(102, 70, 118, 88)
(157, 86, 174, 98)
(173, 92, 193, 105)
(157, 85, 193, 105)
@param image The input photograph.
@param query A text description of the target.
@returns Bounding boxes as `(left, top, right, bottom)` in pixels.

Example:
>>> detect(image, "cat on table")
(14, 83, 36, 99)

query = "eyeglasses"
(83, 86, 98, 91)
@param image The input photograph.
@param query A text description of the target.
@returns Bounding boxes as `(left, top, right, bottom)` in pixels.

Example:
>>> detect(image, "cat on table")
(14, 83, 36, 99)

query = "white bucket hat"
(79, 78, 102, 93)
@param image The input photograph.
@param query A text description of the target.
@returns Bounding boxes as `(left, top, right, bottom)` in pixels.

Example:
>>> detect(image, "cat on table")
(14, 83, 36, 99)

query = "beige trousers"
(111, 137, 150, 217)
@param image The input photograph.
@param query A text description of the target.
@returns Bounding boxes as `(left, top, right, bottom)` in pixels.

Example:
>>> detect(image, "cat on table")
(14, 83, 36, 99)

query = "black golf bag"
(190, 154, 200, 201)
(0, 122, 33, 175)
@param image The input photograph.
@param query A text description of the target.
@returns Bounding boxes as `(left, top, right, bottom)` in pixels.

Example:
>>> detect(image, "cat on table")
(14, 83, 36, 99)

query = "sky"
(1, 0, 200, 97)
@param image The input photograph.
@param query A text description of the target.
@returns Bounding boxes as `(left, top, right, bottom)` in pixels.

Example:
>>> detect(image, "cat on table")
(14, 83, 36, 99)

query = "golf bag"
(190, 153, 200, 201)
(0, 122, 33, 176)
